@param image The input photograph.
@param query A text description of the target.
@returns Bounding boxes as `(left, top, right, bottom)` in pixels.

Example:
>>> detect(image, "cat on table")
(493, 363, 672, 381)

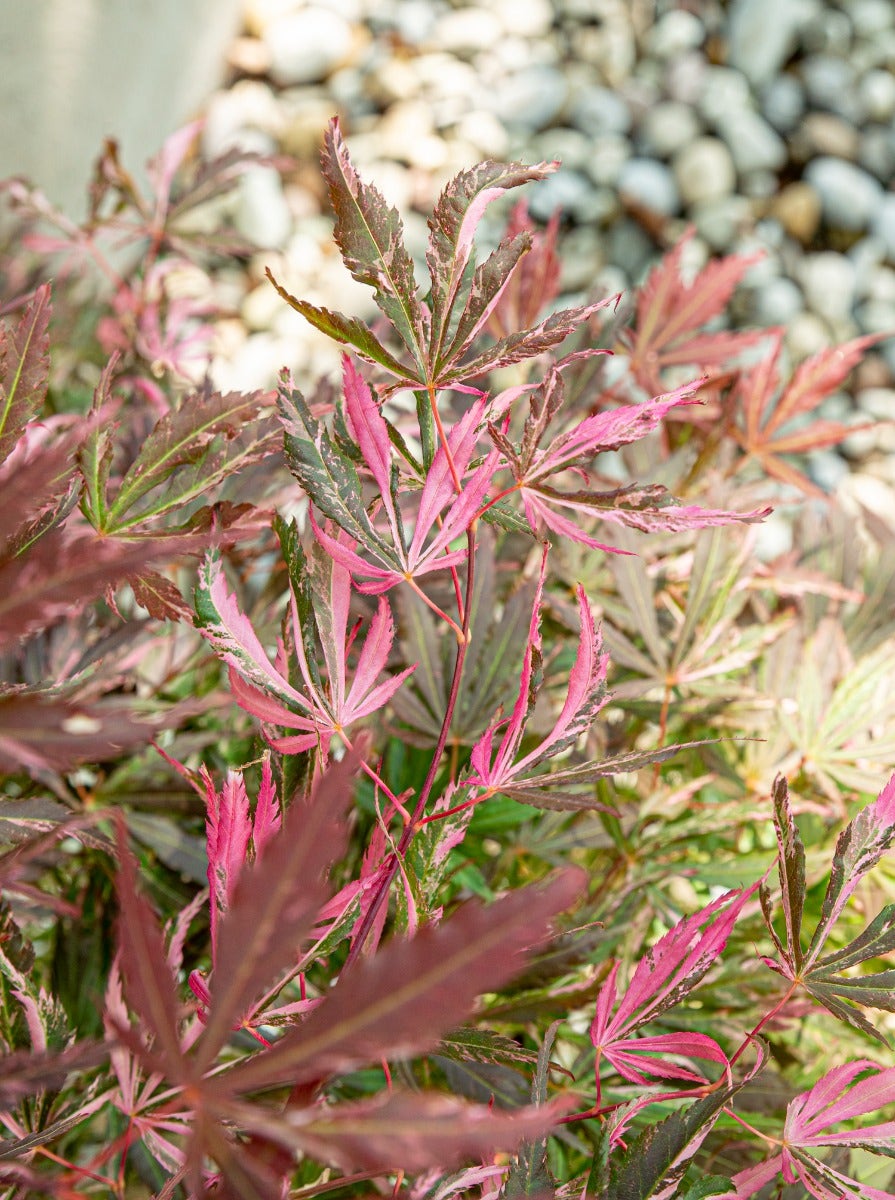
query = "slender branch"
(343, 524, 478, 967)
(427, 380, 462, 493)
(729, 980, 800, 1068)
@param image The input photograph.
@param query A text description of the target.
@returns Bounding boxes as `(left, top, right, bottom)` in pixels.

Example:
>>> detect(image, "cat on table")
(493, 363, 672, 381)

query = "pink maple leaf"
(489, 367, 769, 552)
(589, 886, 758, 1102)
(196, 548, 414, 759)
(468, 548, 609, 796)
(723, 1061, 895, 1199)
(312, 358, 498, 595)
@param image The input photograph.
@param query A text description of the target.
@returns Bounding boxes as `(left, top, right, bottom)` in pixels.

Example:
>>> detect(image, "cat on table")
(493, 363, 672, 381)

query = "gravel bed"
(200, 0, 895, 514)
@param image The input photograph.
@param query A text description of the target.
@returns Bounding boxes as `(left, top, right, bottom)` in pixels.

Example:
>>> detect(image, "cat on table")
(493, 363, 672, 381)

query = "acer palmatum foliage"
(3, 115, 895, 1199)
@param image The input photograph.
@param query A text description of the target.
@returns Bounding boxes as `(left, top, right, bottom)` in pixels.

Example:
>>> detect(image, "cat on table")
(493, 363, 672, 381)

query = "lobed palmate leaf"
(425, 160, 556, 362)
(621, 228, 765, 395)
(101, 387, 277, 533)
(732, 328, 889, 496)
(590, 886, 758, 1096)
(723, 1060, 895, 1199)
(762, 772, 895, 1043)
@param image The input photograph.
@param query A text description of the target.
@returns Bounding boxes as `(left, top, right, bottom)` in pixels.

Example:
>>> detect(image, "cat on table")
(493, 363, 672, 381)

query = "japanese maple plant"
(2, 117, 895, 1199)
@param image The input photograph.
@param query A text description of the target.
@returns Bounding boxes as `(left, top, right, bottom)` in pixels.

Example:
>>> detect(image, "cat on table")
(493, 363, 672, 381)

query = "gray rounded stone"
(800, 8, 853, 53)
(804, 157, 885, 231)
(693, 196, 753, 250)
(849, 0, 894, 36)
(800, 55, 862, 122)
(798, 252, 857, 322)
(584, 133, 631, 187)
(489, 0, 555, 37)
(664, 49, 708, 105)
(526, 167, 593, 222)
(391, 0, 439, 44)
(697, 66, 751, 125)
(236, 166, 292, 249)
(807, 449, 850, 492)
(727, 0, 816, 86)
(749, 276, 805, 325)
(606, 218, 655, 281)
(432, 7, 503, 57)
(530, 126, 593, 173)
(856, 387, 895, 420)
(786, 311, 834, 360)
(617, 157, 681, 216)
(558, 227, 604, 291)
(569, 85, 633, 136)
(646, 9, 705, 59)
(856, 300, 895, 336)
(860, 70, 895, 122)
(859, 127, 895, 183)
(716, 109, 788, 174)
(491, 65, 569, 131)
(760, 74, 807, 132)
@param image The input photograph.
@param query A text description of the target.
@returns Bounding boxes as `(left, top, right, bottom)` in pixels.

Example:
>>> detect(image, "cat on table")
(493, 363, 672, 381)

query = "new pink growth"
(189, 758, 282, 1039)
(589, 886, 758, 1101)
(468, 549, 609, 796)
(312, 358, 497, 595)
(197, 548, 414, 759)
(722, 1061, 895, 1199)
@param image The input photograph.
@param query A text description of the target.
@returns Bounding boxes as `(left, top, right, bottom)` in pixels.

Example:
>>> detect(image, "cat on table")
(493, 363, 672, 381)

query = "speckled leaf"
(497, 742, 712, 811)
(105, 388, 275, 531)
(426, 159, 554, 358)
(770, 774, 806, 972)
(266, 270, 417, 381)
(0, 284, 50, 465)
(608, 1070, 757, 1200)
(278, 378, 397, 563)
(322, 118, 427, 370)
(439, 1028, 541, 1071)
(437, 231, 532, 370)
(194, 549, 310, 708)
(501, 1019, 562, 1200)
(442, 297, 617, 382)
(806, 770, 895, 964)
(77, 358, 118, 530)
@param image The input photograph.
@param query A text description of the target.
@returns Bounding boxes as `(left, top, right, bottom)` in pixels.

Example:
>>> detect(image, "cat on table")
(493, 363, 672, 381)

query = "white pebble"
(264, 7, 354, 86)
(236, 166, 292, 249)
(673, 137, 737, 206)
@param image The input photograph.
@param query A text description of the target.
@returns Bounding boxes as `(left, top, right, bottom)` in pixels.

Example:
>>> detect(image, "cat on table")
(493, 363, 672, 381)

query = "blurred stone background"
(3, 0, 894, 494)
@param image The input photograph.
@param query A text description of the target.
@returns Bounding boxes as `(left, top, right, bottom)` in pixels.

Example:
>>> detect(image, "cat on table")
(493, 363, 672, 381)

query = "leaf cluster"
(2, 115, 895, 1200)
